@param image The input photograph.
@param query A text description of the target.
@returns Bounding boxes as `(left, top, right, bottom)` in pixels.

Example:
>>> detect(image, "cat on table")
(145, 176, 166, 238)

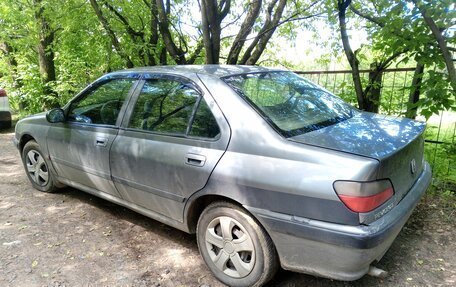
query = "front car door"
(47, 75, 139, 197)
(110, 73, 230, 221)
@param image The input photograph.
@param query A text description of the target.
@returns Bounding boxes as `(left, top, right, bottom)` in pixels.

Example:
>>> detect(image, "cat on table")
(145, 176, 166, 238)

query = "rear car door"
(47, 76, 138, 197)
(110, 74, 230, 221)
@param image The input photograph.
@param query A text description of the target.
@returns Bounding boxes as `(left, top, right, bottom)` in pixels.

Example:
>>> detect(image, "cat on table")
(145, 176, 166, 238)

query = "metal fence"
(295, 69, 456, 182)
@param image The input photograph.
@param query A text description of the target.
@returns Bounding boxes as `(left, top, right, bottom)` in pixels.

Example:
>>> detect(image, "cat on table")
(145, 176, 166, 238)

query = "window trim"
(123, 75, 221, 141)
(186, 95, 203, 135)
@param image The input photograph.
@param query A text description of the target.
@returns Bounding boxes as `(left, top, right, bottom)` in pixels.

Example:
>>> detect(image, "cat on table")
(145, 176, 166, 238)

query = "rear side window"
(129, 78, 220, 139)
(189, 99, 220, 138)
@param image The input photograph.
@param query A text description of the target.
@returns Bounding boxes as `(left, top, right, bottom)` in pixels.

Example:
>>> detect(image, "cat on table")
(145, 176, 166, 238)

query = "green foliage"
(0, 0, 454, 121)
(0, 0, 113, 116)
(424, 120, 456, 183)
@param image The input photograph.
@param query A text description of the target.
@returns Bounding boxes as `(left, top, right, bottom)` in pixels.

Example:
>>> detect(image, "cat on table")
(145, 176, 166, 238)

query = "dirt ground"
(1, 128, 455, 287)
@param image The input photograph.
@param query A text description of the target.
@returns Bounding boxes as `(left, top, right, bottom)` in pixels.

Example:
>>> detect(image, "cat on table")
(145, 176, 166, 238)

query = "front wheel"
(22, 140, 58, 193)
(197, 201, 279, 287)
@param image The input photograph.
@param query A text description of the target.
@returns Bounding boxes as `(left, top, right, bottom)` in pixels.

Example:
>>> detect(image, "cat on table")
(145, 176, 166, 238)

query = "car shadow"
(57, 186, 199, 251)
(55, 186, 426, 287)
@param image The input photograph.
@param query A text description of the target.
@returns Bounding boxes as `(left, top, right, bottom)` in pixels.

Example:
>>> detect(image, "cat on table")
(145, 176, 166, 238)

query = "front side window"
(223, 72, 355, 137)
(129, 78, 220, 138)
(68, 78, 135, 125)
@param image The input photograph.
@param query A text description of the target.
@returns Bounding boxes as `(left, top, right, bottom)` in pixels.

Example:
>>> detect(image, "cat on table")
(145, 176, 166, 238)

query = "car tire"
(22, 140, 58, 193)
(197, 201, 279, 287)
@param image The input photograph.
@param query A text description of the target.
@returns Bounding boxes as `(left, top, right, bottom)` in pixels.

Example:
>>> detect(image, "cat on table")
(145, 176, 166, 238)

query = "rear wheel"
(22, 140, 58, 193)
(197, 201, 278, 287)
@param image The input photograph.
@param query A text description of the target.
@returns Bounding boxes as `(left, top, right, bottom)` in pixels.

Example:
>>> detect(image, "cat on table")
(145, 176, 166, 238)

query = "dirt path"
(1, 129, 455, 287)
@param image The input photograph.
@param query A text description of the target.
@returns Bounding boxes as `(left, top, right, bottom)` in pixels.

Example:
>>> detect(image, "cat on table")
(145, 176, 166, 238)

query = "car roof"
(111, 65, 286, 78)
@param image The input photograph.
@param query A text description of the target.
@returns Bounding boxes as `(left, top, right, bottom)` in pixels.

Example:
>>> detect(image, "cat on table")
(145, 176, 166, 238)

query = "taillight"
(333, 180, 394, 213)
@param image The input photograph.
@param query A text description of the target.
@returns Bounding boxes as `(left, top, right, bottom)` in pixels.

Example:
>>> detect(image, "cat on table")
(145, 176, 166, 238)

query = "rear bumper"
(246, 162, 432, 280)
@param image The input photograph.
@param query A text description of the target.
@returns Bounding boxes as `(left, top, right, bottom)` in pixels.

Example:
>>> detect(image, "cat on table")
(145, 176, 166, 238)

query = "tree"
(156, 0, 203, 64)
(88, 0, 204, 66)
(0, 0, 118, 113)
(226, 0, 263, 64)
(89, 0, 135, 68)
(238, 0, 288, 65)
(337, 0, 365, 109)
(0, 41, 20, 89)
(336, 0, 408, 112)
(1, 0, 452, 118)
(411, 0, 455, 92)
(201, 0, 232, 64)
(330, 0, 454, 115)
(202, 0, 321, 65)
(34, 0, 58, 107)
(406, 62, 425, 119)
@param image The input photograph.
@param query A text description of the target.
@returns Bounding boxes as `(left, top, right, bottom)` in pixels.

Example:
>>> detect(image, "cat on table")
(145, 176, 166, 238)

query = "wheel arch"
(19, 132, 65, 189)
(184, 190, 274, 240)
(19, 133, 36, 153)
(185, 193, 241, 234)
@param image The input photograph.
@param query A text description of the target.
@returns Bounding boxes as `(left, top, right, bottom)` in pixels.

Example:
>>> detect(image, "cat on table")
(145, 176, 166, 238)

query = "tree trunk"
(413, 0, 456, 92)
(201, 0, 231, 64)
(34, 0, 58, 108)
(34, 1, 56, 84)
(226, 0, 262, 64)
(156, 0, 186, 64)
(148, 0, 160, 66)
(337, 0, 365, 110)
(37, 31, 56, 85)
(239, 0, 277, 65)
(159, 46, 167, 65)
(244, 0, 286, 65)
(406, 63, 425, 119)
(365, 63, 383, 113)
(201, 0, 216, 64)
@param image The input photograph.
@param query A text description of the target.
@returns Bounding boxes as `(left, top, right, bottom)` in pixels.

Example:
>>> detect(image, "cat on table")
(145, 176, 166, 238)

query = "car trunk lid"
(290, 112, 426, 204)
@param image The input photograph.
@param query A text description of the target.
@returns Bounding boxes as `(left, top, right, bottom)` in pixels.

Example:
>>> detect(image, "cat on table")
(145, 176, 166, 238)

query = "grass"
(423, 111, 456, 191)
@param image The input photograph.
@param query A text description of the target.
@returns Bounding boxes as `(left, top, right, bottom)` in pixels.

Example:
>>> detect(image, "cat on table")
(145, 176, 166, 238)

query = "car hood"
(290, 112, 426, 160)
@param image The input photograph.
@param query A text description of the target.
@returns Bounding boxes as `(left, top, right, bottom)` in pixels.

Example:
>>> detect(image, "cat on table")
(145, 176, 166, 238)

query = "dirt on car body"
(0, 129, 455, 286)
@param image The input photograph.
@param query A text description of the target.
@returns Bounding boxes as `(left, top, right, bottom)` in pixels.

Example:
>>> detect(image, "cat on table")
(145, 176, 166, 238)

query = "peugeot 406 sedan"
(14, 65, 431, 287)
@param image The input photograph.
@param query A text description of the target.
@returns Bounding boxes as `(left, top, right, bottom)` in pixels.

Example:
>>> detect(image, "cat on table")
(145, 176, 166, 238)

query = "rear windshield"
(223, 71, 355, 137)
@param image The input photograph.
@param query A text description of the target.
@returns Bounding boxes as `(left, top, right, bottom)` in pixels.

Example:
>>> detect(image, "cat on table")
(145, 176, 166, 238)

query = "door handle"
(95, 137, 108, 147)
(185, 153, 206, 167)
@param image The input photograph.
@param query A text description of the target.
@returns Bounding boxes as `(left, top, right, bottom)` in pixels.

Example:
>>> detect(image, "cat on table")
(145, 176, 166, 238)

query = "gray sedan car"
(15, 65, 431, 287)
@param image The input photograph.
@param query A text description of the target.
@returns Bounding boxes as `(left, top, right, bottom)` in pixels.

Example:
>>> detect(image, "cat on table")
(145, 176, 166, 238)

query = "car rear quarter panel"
(193, 75, 380, 225)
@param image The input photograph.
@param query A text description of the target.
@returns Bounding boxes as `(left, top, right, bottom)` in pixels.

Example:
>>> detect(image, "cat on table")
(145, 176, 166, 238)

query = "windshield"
(223, 71, 356, 137)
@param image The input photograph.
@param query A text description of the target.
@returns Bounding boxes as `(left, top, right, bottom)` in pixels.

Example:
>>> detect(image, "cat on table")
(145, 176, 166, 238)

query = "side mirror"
(46, 108, 65, 123)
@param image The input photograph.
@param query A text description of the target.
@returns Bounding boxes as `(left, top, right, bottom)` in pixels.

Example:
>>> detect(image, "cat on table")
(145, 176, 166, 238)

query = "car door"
(110, 74, 230, 221)
(47, 76, 139, 197)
